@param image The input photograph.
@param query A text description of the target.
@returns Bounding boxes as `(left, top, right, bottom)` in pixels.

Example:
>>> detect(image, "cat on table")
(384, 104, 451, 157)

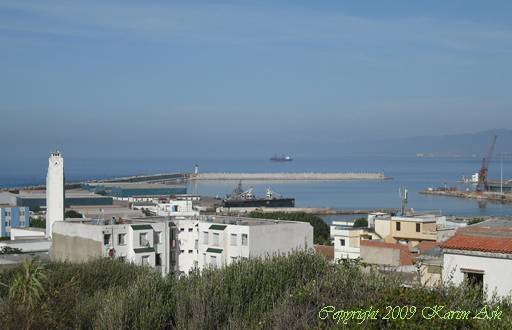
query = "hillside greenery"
(248, 211, 331, 245)
(0, 252, 510, 329)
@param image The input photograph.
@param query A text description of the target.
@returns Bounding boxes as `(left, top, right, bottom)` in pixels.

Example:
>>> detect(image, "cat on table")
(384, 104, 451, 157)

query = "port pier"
(189, 172, 389, 181)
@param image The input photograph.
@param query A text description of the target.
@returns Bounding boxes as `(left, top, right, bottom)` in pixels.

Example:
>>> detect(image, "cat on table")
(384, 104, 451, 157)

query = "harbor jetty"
(189, 172, 389, 181)
(1, 171, 389, 191)
(420, 188, 512, 204)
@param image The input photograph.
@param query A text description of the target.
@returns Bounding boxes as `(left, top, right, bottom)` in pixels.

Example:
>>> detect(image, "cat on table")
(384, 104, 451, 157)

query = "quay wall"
(191, 172, 389, 181)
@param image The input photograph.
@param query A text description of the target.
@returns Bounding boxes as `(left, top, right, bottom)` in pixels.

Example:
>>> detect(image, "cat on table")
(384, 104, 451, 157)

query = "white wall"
(444, 251, 512, 300)
(10, 228, 45, 240)
(175, 219, 199, 273)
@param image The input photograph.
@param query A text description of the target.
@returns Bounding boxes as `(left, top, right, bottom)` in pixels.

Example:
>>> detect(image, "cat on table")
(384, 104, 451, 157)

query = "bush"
(0, 253, 511, 329)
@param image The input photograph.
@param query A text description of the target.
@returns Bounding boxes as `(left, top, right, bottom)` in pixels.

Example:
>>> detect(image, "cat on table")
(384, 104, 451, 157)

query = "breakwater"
(190, 172, 389, 181)
(420, 189, 512, 204)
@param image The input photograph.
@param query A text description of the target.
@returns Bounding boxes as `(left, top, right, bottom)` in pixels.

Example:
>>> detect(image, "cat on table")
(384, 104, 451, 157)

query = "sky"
(1, 0, 512, 159)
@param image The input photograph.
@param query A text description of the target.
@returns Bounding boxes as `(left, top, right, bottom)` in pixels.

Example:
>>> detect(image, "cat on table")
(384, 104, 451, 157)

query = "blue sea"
(1, 156, 511, 219)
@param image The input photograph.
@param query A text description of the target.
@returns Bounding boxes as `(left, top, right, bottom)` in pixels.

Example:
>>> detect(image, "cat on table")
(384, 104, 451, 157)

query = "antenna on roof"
(399, 186, 408, 216)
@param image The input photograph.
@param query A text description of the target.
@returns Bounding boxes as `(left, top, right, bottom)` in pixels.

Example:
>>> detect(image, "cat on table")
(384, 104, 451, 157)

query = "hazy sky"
(1, 1, 512, 158)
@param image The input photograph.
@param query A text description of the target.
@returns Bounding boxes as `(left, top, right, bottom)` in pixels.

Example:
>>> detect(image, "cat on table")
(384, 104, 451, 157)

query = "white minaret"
(46, 151, 64, 238)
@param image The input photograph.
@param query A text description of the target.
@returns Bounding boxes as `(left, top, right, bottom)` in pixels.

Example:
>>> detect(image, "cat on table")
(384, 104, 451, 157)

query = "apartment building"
(331, 212, 445, 263)
(197, 216, 313, 269)
(52, 217, 170, 275)
(51, 215, 313, 276)
(0, 206, 29, 238)
(331, 220, 375, 260)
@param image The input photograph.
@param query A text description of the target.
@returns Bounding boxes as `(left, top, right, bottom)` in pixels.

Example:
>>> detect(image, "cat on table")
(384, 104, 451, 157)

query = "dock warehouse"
(0, 191, 113, 209)
(81, 182, 187, 199)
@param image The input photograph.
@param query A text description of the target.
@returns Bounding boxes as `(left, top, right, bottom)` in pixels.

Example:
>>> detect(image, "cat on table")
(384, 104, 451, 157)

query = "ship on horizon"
(270, 154, 293, 162)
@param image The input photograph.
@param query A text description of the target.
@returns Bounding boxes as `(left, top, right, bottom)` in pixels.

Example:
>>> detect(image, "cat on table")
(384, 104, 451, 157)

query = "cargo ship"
(270, 154, 293, 162)
(222, 181, 295, 208)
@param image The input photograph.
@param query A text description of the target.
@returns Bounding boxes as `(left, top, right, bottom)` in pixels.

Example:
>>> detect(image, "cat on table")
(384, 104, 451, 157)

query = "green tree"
(353, 217, 368, 228)
(30, 217, 45, 228)
(64, 210, 83, 218)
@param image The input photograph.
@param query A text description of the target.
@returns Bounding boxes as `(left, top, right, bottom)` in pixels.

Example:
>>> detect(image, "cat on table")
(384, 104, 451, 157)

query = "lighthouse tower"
(46, 151, 64, 238)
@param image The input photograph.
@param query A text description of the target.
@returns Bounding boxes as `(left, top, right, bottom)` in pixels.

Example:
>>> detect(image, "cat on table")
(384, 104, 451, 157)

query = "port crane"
(476, 135, 497, 192)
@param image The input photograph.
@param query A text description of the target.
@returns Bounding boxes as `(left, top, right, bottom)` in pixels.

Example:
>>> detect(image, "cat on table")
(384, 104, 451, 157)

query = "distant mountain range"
(339, 129, 512, 157)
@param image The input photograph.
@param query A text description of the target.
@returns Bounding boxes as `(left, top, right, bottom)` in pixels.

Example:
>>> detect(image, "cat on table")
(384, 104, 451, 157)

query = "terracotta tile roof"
(441, 235, 512, 254)
(360, 240, 414, 265)
(314, 244, 334, 261)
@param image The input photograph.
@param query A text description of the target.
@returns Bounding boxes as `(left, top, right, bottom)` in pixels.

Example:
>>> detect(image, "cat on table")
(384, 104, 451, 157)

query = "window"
(396, 222, 401, 231)
(141, 255, 150, 266)
(203, 231, 209, 244)
(340, 239, 345, 246)
(188, 228, 193, 232)
(180, 228, 185, 232)
(241, 233, 248, 246)
(213, 233, 220, 246)
(155, 253, 162, 266)
(464, 271, 484, 297)
(210, 255, 217, 268)
(416, 223, 421, 233)
(188, 250, 193, 254)
(155, 231, 162, 244)
(140, 232, 148, 246)
(118, 233, 126, 245)
(230, 233, 237, 246)
(103, 234, 111, 245)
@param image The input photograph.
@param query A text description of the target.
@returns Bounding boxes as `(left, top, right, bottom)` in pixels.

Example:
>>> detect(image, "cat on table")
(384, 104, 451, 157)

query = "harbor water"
(1, 156, 511, 218)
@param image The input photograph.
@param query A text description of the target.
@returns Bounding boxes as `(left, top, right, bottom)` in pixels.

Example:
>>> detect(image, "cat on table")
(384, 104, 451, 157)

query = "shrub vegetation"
(0, 252, 510, 329)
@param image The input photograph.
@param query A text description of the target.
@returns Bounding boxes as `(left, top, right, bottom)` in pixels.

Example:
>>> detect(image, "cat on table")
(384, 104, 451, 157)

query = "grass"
(0, 252, 511, 329)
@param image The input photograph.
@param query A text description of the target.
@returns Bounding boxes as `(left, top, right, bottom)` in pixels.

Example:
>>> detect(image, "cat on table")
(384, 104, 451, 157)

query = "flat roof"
(12, 191, 110, 199)
(63, 216, 169, 226)
(201, 215, 304, 226)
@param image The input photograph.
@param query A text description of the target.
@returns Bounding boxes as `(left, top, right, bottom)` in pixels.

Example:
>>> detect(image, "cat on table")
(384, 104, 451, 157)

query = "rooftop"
(442, 235, 512, 254)
(392, 214, 442, 223)
(442, 219, 512, 253)
(202, 215, 303, 226)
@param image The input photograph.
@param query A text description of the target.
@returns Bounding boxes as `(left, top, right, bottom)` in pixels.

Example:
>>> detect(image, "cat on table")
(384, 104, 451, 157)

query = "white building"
(442, 219, 512, 300)
(52, 217, 170, 275)
(152, 200, 199, 218)
(197, 215, 313, 269)
(331, 220, 374, 260)
(46, 151, 64, 238)
(50, 215, 313, 276)
(170, 217, 200, 274)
